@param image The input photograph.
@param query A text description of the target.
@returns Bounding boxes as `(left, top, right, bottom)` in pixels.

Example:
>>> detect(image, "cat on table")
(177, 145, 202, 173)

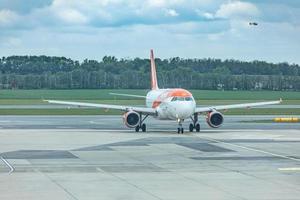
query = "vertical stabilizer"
(150, 49, 159, 90)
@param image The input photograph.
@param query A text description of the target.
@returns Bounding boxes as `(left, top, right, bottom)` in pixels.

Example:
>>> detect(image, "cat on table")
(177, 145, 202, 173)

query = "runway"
(0, 116, 299, 200)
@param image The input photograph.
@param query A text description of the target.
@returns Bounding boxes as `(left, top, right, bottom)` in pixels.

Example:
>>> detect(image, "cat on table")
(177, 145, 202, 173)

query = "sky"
(0, 0, 299, 64)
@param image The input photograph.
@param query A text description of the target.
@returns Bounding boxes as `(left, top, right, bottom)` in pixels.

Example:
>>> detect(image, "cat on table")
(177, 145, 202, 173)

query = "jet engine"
(206, 111, 224, 128)
(123, 111, 140, 128)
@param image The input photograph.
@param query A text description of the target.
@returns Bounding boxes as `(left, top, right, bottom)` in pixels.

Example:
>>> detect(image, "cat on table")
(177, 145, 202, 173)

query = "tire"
(181, 128, 184, 134)
(135, 125, 140, 132)
(189, 123, 194, 132)
(141, 124, 146, 132)
(177, 128, 180, 134)
(195, 123, 200, 132)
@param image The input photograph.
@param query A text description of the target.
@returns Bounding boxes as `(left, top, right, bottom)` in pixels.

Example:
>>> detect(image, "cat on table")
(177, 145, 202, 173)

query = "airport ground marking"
(278, 167, 300, 171)
(0, 156, 14, 173)
(197, 136, 300, 163)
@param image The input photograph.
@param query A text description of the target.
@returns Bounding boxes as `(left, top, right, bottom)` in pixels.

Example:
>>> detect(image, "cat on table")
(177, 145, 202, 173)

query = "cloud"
(196, 9, 216, 20)
(0, 36, 22, 47)
(0, 0, 300, 64)
(215, 1, 259, 19)
(35, 0, 217, 28)
(146, 0, 184, 8)
(8, 0, 223, 28)
(255, 3, 300, 25)
(162, 21, 230, 35)
(0, 0, 52, 14)
(0, 9, 19, 26)
(202, 12, 215, 20)
(55, 8, 89, 25)
(165, 9, 179, 17)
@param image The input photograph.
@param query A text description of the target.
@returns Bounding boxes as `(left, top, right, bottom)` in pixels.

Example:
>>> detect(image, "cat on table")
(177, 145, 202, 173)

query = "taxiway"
(0, 116, 299, 200)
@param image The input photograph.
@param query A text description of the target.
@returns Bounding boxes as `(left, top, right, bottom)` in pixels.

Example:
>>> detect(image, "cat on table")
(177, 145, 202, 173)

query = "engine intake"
(206, 111, 224, 128)
(123, 111, 140, 128)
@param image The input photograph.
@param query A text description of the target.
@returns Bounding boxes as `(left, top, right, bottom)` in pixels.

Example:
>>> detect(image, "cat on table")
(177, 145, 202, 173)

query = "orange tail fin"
(150, 49, 158, 90)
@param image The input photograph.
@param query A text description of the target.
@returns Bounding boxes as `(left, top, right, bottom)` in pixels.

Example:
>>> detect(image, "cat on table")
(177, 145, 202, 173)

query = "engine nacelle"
(123, 111, 140, 128)
(206, 111, 224, 128)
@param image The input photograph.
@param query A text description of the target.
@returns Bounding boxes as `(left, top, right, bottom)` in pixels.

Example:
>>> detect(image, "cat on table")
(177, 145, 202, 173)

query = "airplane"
(249, 22, 258, 26)
(45, 50, 282, 133)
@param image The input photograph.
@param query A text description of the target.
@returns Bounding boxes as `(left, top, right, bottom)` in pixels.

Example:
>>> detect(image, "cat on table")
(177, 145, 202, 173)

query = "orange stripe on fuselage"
(167, 89, 192, 98)
(151, 89, 192, 108)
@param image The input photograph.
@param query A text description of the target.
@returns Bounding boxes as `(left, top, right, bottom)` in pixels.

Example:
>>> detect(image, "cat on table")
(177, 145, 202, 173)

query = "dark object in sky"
(249, 22, 258, 26)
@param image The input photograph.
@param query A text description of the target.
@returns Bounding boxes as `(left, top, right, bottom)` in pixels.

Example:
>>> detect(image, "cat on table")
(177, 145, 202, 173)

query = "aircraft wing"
(109, 93, 146, 98)
(45, 100, 156, 115)
(195, 99, 282, 113)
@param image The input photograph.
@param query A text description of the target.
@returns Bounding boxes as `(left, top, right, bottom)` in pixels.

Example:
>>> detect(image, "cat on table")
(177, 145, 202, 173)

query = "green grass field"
(0, 89, 299, 115)
(0, 89, 299, 100)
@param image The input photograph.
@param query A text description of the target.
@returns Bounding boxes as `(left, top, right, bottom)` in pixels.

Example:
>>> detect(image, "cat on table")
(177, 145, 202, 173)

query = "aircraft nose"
(173, 102, 195, 119)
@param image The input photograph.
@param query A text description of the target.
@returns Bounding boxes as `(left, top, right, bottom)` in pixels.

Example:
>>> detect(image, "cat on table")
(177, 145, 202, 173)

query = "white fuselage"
(145, 89, 196, 120)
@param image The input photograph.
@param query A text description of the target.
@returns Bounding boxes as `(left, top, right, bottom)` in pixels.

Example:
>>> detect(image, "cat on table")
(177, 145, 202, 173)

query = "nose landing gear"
(177, 119, 184, 134)
(189, 113, 200, 132)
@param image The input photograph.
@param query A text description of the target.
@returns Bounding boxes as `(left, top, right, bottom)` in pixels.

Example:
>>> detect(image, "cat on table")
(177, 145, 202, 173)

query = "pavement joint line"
(0, 156, 14, 173)
(95, 168, 164, 200)
(71, 152, 163, 200)
(196, 136, 300, 163)
(148, 142, 248, 200)
(41, 172, 80, 200)
(96, 147, 166, 200)
(217, 162, 300, 192)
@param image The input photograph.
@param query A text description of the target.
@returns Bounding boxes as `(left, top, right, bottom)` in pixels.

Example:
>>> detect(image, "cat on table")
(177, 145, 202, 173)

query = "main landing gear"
(189, 113, 200, 132)
(135, 114, 149, 132)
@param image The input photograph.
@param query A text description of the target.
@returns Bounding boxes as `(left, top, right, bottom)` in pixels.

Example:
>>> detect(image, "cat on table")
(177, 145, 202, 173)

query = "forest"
(0, 55, 299, 91)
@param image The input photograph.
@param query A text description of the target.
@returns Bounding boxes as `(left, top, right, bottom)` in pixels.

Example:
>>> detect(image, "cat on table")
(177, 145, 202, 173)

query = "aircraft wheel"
(195, 123, 200, 132)
(177, 128, 181, 134)
(141, 124, 146, 132)
(181, 128, 184, 134)
(189, 123, 194, 132)
(135, 125, 140, 132)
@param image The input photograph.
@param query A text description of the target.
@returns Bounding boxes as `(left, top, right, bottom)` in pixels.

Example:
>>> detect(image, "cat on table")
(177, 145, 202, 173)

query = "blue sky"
(0, 0, 299, 64)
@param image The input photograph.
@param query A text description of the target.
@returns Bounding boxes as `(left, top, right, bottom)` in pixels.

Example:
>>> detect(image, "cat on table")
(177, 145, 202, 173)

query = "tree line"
(0, 55, 299, 90)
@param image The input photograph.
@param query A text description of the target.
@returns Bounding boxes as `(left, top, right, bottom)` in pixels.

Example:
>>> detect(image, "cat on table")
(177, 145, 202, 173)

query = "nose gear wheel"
(177, 119, 184, 134)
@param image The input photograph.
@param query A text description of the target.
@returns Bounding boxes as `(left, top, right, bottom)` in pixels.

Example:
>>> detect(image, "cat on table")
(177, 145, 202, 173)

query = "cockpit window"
(171, 96, 193, 101)
(171, 97, 184, 101)
(185, 97, 193, 101)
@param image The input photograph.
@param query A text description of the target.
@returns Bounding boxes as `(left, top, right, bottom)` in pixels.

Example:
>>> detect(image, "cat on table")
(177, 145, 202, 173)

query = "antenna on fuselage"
(150, 49, 159, 90)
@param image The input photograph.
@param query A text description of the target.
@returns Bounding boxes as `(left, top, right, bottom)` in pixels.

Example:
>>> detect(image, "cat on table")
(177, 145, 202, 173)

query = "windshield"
(171, 96, 193, 102)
